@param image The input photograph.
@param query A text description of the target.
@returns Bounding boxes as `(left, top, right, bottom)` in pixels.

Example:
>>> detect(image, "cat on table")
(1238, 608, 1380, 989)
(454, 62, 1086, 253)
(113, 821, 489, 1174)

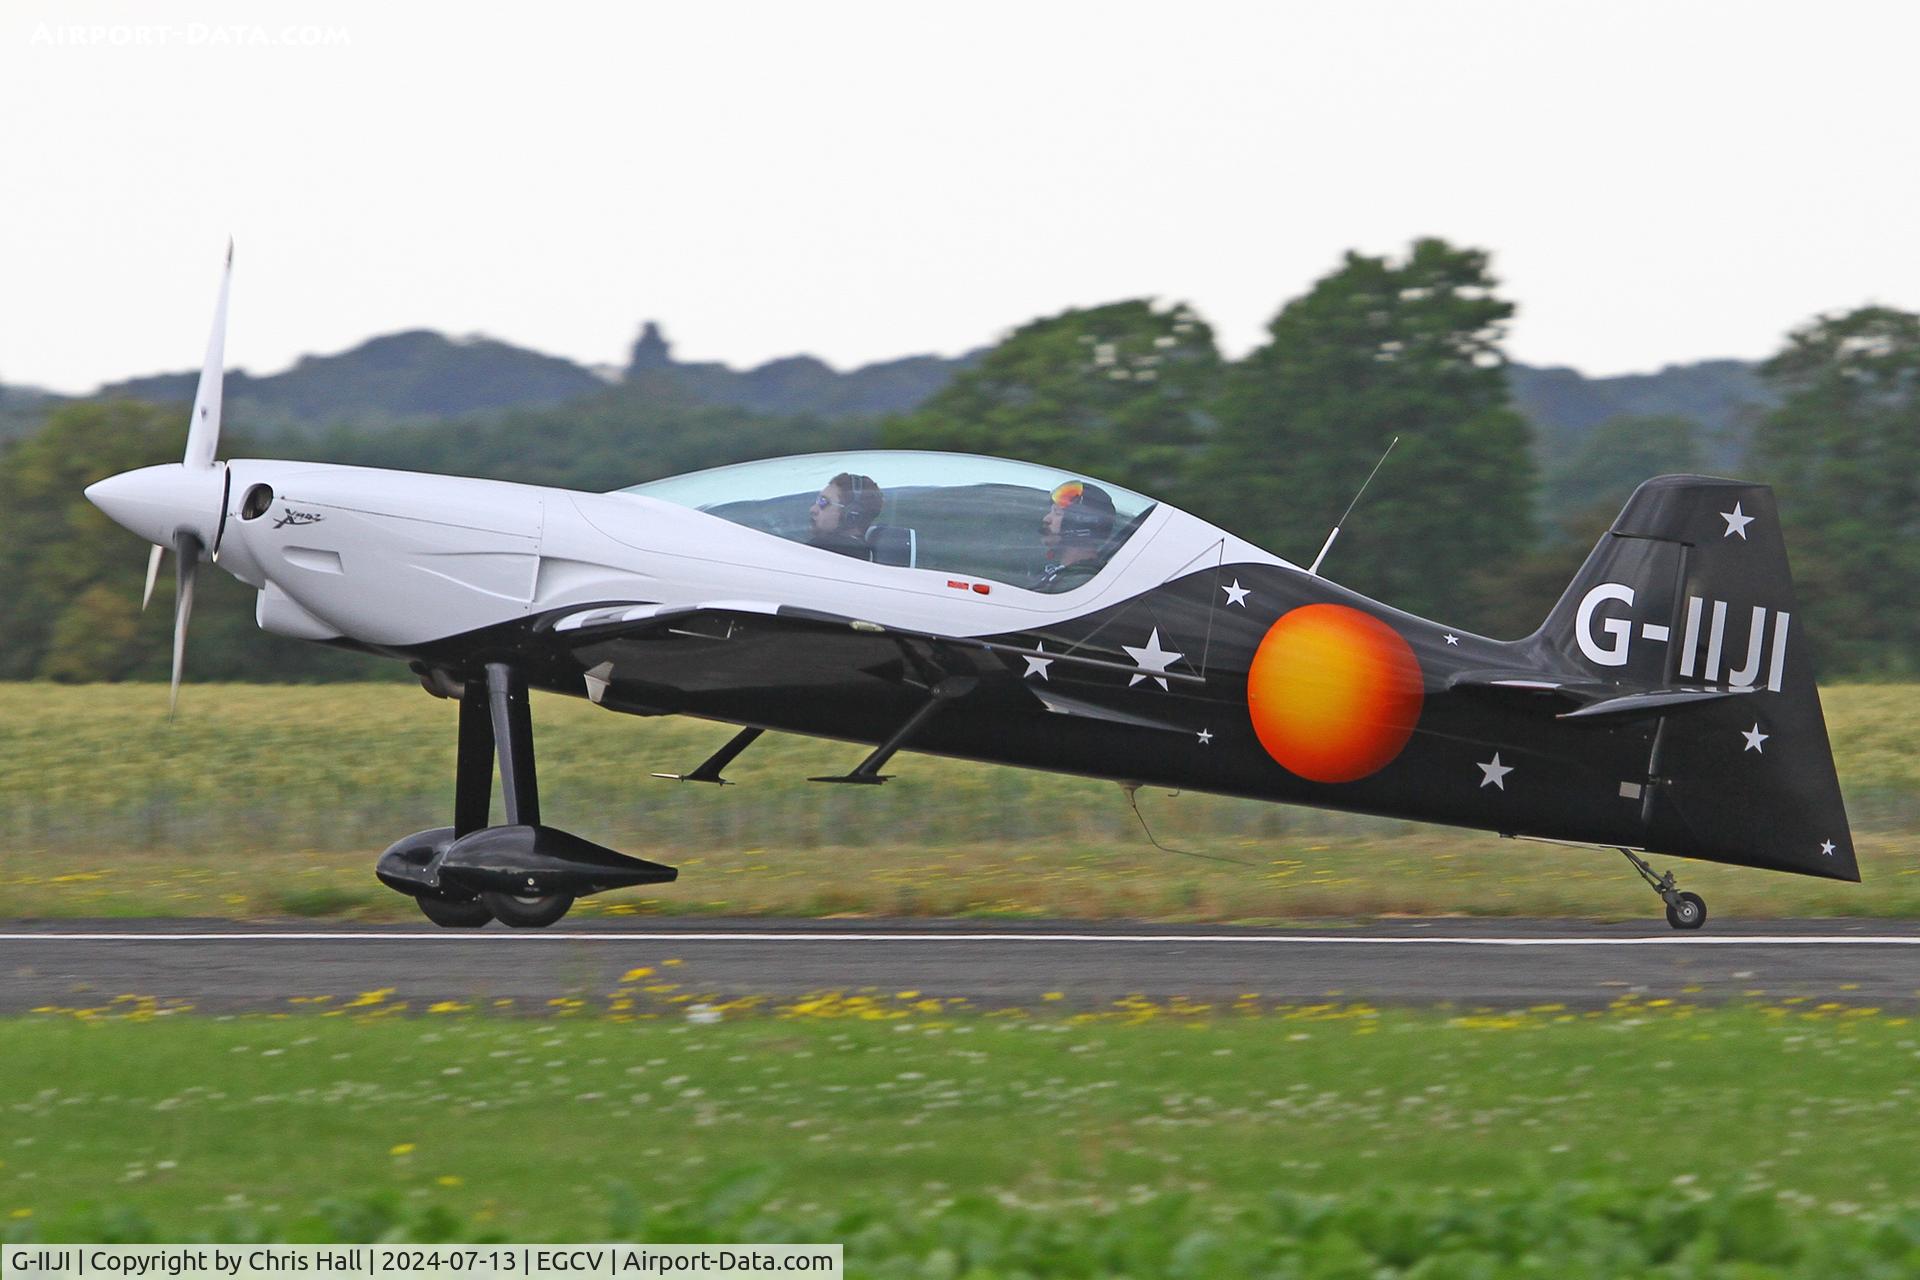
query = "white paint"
(1726, 605, 1769, 687)
(95, 450, 1292, 652)
(1122, 627, 1184, 690)
(1767, 611, 1792, 692)
(1678, 596, 1704, 678)
(1574, 582, 1634, 667)
(1704, 599, 1729, 681)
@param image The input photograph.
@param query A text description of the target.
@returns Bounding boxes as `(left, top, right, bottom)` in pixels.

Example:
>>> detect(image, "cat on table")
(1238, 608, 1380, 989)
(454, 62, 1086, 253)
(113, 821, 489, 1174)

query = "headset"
(838, 474, 882, 529)
(1046, 481, 1116, 542)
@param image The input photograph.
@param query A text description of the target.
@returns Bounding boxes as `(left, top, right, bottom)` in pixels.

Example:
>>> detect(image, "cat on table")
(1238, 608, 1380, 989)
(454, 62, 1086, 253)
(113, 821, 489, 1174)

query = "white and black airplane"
(83, 249, 1856, 928)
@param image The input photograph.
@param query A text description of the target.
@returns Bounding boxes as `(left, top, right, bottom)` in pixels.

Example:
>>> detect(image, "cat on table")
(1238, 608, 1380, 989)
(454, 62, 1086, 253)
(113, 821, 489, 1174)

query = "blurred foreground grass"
(3, 683, 1916, 921)
(3, 1002, 1919, 1275)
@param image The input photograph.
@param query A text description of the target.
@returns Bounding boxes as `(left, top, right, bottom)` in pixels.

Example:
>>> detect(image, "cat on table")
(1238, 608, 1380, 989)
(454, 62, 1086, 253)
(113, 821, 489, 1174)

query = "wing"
(540, 600, 1198, 734)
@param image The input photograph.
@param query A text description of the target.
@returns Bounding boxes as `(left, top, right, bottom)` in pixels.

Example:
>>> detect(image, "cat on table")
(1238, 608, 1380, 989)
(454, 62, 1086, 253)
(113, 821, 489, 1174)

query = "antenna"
(1308, 436, 1399, 577)
(1120, 784, 1257, 866)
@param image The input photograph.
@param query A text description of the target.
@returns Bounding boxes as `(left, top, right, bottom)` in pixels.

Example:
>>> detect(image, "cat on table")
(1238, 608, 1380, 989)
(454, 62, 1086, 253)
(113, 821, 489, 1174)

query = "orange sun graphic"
(1246, 604, 1425, 783)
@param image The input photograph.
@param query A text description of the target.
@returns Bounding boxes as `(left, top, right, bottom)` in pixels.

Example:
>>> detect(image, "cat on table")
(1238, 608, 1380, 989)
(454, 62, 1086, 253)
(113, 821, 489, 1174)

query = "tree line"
(2, 238, 1912, 682)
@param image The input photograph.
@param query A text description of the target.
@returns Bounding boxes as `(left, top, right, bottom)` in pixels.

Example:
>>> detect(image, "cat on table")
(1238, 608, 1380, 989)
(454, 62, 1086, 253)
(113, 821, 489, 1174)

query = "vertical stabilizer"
(1534, 476, 1856, 881)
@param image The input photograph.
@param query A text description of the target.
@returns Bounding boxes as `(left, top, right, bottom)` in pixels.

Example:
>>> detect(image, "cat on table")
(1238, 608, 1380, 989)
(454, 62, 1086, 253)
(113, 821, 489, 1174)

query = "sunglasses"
(1049, 482, 1086, 507)
(812, 494, 846, 511)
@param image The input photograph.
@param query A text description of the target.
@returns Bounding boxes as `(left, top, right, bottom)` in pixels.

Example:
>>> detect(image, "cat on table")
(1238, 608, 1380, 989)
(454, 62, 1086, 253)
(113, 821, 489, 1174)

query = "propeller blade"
(182, 238, 233, 472)
(169, 530, 204, 718)
(142, 543, 165, 612)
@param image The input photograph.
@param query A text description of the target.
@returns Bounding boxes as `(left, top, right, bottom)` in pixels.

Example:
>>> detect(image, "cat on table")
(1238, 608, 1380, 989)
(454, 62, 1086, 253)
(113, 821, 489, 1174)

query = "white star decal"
(1222, 580, 1250, 608)
(1022, 643, 1053, 681)
(1443, 633, 1460, 646)
(1477, 752, 1513, 790)
(1820, 840, 1836, 857)
(1741, 723, 1768, 753)
(1197, 728, 1213, 745)
(1721, 502, 1754, 540)
(1122, 627, 1184, 690)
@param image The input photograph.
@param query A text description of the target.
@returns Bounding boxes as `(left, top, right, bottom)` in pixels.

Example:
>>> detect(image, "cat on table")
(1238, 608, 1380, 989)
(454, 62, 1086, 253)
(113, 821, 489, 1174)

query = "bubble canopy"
(616, 451, 1158, 592)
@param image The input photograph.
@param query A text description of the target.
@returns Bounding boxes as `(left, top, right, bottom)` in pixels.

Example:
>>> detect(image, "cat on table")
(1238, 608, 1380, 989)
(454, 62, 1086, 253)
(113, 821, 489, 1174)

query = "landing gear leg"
(387, 664, 667, 926)
(1618, 847, 1706, 931)
(411, 679, 498, 928)
(477, 662, 574, 929)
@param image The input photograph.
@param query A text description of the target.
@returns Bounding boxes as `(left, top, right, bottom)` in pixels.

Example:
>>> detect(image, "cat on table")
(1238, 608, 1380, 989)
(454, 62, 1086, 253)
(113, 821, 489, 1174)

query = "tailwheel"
(1618, 847, 1708, 931)
(481, 891, 574, 929)
(1665, 891, 1707, 931)
(416, 895, 493, 929)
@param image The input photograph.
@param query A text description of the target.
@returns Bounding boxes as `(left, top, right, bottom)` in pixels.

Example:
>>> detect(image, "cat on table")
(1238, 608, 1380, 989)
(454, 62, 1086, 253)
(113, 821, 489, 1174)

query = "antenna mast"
(1308, 436, 1399, 577)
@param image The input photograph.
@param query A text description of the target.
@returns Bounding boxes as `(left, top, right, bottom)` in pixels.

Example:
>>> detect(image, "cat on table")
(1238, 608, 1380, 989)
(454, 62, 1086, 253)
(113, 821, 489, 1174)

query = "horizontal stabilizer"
(1450, 669, 1751, 722)
(1448, 670, 1577, 698)
(1557, 687, 1747, 721)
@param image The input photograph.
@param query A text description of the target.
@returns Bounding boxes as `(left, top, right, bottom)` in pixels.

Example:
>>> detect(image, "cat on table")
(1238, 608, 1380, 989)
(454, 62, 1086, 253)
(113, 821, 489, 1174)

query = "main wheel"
(1664, 891, 1707, 931)
(480, 891, 575, 928)
(417, 895, 493, 928)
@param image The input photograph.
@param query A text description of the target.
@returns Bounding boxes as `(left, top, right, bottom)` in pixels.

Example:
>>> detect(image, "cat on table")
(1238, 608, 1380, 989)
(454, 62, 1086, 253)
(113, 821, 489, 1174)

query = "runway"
(3, 918, 1917, 1013)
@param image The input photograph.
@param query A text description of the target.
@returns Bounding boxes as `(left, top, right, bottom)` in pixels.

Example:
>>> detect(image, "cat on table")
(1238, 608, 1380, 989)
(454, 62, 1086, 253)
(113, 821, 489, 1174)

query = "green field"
(2, 1000, 1918, 1274)
(4, 684, 1917, 921)
(7, 685, 1920, 1273)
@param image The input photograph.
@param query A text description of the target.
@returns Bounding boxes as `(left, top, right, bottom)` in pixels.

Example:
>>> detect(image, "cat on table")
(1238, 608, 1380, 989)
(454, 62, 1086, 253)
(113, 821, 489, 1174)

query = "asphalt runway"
(3, 918, 1917, 1013)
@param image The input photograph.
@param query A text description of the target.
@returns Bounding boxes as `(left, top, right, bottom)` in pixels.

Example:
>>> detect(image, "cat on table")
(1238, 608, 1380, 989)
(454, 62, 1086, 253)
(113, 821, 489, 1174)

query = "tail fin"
(1535, 476, 1856, 881)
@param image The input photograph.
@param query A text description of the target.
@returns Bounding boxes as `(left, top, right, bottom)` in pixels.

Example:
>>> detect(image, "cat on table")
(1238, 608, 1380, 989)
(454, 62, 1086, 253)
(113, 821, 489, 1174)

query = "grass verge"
(1, 1001, 1916, 1274)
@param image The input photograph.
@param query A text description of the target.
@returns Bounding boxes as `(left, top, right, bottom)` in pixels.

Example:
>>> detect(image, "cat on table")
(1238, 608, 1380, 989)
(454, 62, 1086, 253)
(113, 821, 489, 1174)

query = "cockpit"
(617, 451, 1158, 593)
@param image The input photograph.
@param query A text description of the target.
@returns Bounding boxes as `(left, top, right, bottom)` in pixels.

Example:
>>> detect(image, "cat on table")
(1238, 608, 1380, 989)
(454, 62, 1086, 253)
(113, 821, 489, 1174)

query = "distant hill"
(64, 322, 981, 431)
(1509, 359, 1773, 470)
(622, 321, 980, 419)
(97, 330, 607, 427)
(10, 320, 1773, 467)
(0, 381, 59, 442)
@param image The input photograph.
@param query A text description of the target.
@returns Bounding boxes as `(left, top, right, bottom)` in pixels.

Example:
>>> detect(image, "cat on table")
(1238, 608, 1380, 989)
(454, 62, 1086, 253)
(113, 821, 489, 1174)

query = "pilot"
(1032, 480, 1115, 591)
(807, 472, 884, 559)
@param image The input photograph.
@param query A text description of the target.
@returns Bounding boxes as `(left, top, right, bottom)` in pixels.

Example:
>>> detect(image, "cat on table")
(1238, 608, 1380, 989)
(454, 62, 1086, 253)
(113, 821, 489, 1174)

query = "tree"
(0, 401, 182, 680)
(1753, 306, 1920, 675)
(881, 300, 1221, 492)
(1190, 239, 1535, 628)
(1467, 414, 1704, 642)
(38, 584, 145, 682)
(1544, 413, 1705, 531)
(0, 401, 392, 682)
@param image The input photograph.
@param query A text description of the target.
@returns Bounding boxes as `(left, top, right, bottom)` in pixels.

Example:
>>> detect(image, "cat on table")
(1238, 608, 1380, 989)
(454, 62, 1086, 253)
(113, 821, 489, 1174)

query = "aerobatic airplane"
(82, 248, 1856, 928)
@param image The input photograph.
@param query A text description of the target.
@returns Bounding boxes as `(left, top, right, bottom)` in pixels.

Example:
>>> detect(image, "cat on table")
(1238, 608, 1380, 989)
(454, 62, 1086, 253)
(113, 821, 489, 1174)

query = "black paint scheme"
(403, 477, 1857, 885)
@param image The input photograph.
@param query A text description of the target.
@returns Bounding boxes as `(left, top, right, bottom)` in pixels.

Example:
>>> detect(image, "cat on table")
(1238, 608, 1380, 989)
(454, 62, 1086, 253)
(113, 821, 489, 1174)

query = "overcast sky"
(3, 0, 1917, 393)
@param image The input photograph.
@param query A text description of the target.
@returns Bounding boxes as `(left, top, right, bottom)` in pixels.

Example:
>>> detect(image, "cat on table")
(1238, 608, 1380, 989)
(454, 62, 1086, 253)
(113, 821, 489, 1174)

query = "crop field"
(4, 683, 1918, 921)
(2, 996, 1918, 1273)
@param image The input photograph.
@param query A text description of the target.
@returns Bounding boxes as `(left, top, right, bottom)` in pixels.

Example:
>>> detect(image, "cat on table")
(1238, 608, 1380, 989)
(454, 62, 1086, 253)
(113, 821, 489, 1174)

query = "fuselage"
(83, 450, 1854, 882)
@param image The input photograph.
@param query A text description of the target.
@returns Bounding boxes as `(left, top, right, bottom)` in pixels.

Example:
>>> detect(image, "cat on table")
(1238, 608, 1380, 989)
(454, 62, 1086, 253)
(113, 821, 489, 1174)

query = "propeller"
(142, 543, 164, 611)
(136, 239, 234, 716)
(170, 530, 205, 715)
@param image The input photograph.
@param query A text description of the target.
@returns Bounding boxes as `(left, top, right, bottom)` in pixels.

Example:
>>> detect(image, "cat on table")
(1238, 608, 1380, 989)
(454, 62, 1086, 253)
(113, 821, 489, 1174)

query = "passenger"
(807, 472, 884, 559)
(1031, 480, 1115, 591)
